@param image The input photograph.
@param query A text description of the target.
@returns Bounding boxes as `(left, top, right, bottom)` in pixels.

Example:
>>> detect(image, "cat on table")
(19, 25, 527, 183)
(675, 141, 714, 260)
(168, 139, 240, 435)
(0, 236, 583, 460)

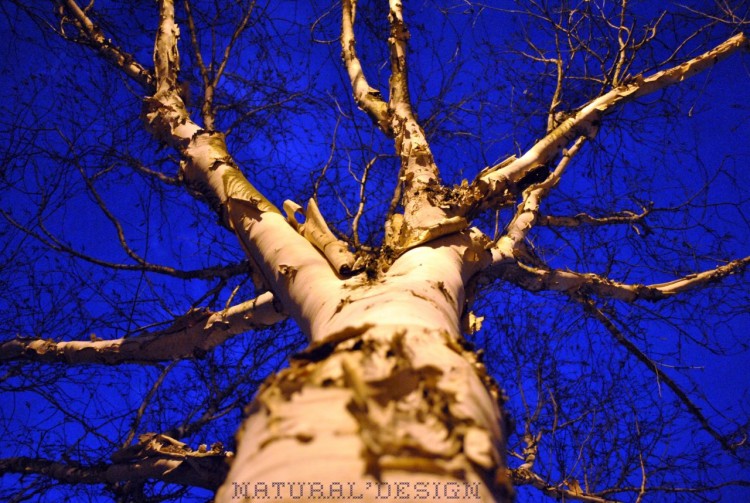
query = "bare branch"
(649, 256, 750, 295)
(124, 363, 177, 446)
(597, 480, 750, 498)
(387, 0, 412, 119)
(184, 0, 258, 130)
(472, 33, 750, 212)
(0, 292, 285, 365)
(488, 255, 750, 302)
(183, 0, 211, 94)
(351, 154, 383, 247)
(537, 207, 651, 231)
(340, 0, 390, 133)
(0, 442, 229, 490)
(577, 296, 744, 455)
(124, 154, 182, 186)
(153, 0, 180, 97)
(509, 467, 623, 503)
(493, 136, 588, 257)
(56, 0, 155, 89)
(0, 207, 250, 280)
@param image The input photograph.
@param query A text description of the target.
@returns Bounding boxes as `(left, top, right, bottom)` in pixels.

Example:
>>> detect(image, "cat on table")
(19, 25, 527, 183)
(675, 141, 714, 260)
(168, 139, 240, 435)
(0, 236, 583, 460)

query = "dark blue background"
(1, 1, 749, 501)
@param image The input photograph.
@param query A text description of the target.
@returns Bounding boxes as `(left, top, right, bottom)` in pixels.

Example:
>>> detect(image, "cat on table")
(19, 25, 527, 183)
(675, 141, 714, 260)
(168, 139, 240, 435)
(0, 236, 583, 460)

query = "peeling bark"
(0, 292, 284, 365)
(486, 255, 750, 302)
(217, 324, 512, 502)
(470, 33, 750, 213)
(215, 232, 513, 502)
(0, 446, 230, 490)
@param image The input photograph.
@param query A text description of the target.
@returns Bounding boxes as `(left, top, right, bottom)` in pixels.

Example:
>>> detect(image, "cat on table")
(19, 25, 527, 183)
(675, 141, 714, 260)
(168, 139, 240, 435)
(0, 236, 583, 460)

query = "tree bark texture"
(13, 2, 745, 500)
(216, 235, 513, 502)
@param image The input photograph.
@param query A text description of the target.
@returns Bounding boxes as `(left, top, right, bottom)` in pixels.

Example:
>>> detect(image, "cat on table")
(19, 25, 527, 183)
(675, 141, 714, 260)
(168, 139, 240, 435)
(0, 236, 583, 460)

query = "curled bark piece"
(284, 199, 357, 275)
(223, 168, 280, 215)
(394, 215, 469, 255)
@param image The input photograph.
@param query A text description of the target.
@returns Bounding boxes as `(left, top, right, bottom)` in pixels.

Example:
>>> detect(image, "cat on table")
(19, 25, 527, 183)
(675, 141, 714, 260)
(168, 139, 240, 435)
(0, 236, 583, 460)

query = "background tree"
(1, 0, 749, 501)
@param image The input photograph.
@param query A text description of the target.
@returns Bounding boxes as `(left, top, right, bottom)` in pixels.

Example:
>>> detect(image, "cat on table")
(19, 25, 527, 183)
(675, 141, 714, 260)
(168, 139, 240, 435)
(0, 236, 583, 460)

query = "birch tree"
(1, 1, 750, 501)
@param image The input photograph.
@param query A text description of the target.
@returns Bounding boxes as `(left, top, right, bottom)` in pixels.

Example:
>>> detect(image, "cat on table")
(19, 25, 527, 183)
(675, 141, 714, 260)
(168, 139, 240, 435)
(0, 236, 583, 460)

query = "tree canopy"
(1, 1, 750, 501)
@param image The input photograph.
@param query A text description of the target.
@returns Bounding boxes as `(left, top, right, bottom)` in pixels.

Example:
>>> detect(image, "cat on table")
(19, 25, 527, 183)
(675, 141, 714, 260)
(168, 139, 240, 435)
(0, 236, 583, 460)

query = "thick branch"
(338, 1, 468, 253)
(0, 292, 284, 365)
(488, 256, 750, 302)
(0, 448, 229, 490)
(381, 2, 467, 252)
(387, 0, 412, 120)
(57, 0, 155, 89)
(340, 0, 390, 133)
(509, 468, 622, 503)
(538, 207, 651, 230)
(153, 0, 180, 97)
(471, 33, 750, 211)
(493, 136, 587, 257)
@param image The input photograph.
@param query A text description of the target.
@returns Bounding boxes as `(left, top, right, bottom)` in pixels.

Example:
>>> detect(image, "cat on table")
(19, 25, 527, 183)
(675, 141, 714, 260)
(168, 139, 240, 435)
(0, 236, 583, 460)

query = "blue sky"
(1, 1, 749, 501)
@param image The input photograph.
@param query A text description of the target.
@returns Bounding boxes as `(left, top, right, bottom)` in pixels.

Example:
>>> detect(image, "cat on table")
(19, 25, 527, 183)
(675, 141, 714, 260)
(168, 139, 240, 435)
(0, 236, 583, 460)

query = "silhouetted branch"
(0, 436, 230, 490)
(578, 295, 745, 455)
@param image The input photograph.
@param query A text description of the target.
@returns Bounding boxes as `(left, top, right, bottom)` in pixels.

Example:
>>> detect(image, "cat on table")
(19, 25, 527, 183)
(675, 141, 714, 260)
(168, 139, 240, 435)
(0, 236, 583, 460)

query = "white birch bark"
(0, 292, 284, 364)
(141, 2, 513, 500)
(216, 231, 512, 502)
(40, 2, 750, 500)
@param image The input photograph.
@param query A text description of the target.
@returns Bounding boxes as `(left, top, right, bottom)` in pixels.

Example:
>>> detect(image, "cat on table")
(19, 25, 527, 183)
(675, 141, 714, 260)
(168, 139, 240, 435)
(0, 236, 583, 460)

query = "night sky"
(1, 1, 749, 501)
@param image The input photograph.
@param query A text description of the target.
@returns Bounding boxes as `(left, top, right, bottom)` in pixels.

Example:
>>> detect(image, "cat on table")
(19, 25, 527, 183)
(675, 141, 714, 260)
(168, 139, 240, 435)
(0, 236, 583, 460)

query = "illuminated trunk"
(142, 4, 512, 499)
(215, 234, 513, 502)
(146, 74, 513, 503)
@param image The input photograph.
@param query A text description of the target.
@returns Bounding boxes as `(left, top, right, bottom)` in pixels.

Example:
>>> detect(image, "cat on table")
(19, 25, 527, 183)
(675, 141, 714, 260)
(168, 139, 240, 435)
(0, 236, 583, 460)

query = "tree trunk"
(216, 234, 513, 502)
(141, 3, 513, 499)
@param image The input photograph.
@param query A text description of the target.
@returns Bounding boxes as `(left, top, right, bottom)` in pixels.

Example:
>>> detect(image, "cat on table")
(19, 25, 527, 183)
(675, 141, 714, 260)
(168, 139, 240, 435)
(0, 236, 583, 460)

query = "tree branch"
(509, 467, 623, 503)
(0, 438, 230, 490)
(184, 0, 257, 130)
(0, 292, 285, 365)
(577, 296, 744, 455)
(340, 0, 390, 133)
(471, 33, 750, 212)
(493, 136, 587, 258)
(488, 255, 750, 302)
(351, 154, 383, 247)
(56, 0, 155, 89)
(386, 0, 412, 120)
(537, 206, 651, 231)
